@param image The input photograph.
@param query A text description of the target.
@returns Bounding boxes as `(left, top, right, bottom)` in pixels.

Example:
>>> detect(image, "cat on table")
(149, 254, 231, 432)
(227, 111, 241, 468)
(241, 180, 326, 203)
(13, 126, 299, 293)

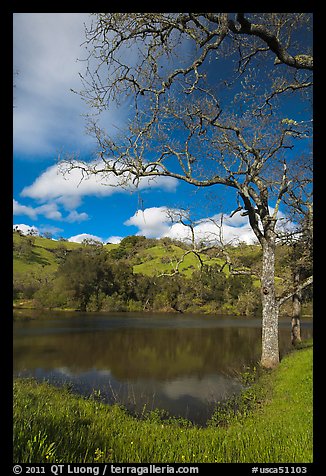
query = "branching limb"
(228, 13, 313, 70)
(277, 275, 313, 307)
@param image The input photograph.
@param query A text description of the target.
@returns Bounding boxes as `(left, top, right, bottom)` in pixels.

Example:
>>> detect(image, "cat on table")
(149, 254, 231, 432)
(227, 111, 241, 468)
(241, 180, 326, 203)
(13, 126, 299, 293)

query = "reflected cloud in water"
(14, 311, 313, 425)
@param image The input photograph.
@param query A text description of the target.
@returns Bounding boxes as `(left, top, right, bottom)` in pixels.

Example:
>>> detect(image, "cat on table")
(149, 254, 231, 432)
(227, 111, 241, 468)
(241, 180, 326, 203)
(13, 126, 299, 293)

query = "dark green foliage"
(109, 246, 129, 260)
(229, 244, 262, 270)
(227, 274, 253, 302)
(56, 247, 135, 311)
(50, 243, 69, 264)
(119, 235, 147, 248)
(192, 265, 228, 304)
(46, 249, 260, 314)
(14, 275, 40, 301)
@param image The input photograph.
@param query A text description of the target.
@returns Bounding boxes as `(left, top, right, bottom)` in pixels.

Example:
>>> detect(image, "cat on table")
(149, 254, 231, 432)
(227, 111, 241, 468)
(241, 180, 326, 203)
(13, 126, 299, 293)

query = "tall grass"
(13, 344, 312, 463)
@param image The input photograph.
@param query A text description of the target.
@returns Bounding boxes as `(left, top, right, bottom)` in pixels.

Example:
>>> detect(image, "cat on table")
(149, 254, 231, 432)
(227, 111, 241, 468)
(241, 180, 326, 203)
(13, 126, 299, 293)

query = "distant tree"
(81, 238, 103, 247)
(27, 229, 38, 237)
(192, 265, 228, 306)
(13, 226, 23, 235)
(13, 274, 40, 300)
(109, 246, 129, 260)
(42, 231, 53, 240)
(133, 274, 155, 310)
(56, 247, 135, 311)
(52, 242, 69, 264)
(121, 235, 148, 252)
(57, 248, 113, 310)
(276, 155, 313, 345)
(120, 235, 146, 248)
(108, 259, 137, 302)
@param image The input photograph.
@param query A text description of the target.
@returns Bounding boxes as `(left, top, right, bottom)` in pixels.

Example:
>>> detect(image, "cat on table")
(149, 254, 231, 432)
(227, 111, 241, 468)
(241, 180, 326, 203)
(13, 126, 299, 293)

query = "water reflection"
(13, 311, 313, 425)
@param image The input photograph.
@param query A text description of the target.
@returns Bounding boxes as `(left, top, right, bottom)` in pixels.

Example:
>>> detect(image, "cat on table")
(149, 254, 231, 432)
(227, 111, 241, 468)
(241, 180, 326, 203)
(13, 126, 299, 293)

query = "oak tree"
(62, 13, 313, 368)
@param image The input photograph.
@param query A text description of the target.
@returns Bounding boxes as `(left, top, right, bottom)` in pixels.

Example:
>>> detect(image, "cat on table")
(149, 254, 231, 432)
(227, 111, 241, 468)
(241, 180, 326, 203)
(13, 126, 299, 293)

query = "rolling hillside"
(13, 232, 254, 280)
(13, 231, 311, 316)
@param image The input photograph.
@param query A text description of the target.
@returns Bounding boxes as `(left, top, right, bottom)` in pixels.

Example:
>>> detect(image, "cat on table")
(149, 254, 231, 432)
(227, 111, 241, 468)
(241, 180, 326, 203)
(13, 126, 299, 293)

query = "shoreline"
(13, 342, 313, 463)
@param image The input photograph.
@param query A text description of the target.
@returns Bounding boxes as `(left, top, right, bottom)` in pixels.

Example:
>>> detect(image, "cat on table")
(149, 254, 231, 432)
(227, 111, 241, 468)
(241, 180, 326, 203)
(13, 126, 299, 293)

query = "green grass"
(13, 343, 313, 463)
(13, 234, 118, 279)
(13, 233, 283, 284)
(13, 235, 77, 275)
(133, 244, 227, 277)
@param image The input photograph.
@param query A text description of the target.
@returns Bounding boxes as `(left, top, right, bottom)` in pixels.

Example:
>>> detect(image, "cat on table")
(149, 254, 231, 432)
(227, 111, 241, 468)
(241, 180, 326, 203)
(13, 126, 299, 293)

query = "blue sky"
(13, 13, 305, 245)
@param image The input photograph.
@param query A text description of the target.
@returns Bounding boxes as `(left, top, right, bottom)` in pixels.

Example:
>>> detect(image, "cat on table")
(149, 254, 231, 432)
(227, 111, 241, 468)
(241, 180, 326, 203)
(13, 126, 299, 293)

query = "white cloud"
(13, 224, 39, 236)
(67, 233, 104, 244)
(268, 207, 298, 234)
(21, 162, 177, 207)
(124, 207, 258, 244)
(34, 203, 63, 221)
(13, 199, 38, 219)
(13, 13, 93, 156)
(13, 13, 139, 157)
(126, 206, 298, 245)
(65, 210, 89, 223)
(13, 199, 62, 220)
(124, 207, 172, 238)
(13, 198, 88, 223)
(106, 236, 123, 244)
(165, 213, 257, 245)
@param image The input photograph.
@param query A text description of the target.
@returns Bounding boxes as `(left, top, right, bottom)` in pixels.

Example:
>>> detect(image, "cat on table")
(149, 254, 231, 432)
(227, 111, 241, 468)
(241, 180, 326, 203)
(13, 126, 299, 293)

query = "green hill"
(13, 231, 312, 316)
(13, 232, 258, 281)
(133, 244, 225, 277)
(13, 233, 119, 276)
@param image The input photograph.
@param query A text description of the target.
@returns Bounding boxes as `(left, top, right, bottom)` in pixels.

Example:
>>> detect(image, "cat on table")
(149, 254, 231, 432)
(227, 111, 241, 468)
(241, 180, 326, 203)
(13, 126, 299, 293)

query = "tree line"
(14, 234, 311, 321)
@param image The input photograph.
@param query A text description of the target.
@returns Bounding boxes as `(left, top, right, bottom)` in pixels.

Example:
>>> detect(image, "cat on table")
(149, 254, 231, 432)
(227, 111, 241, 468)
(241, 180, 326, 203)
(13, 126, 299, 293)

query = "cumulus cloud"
(13, 198, 88, 223)
(165, 213, 257, 245)
(13, 13, 95, 156)
(67, 233, 104, 244)
(65, 210, 89, 223)
(124, 207, 257, 244)
(33, 203, 63, 221)
(125, 206, 297, 245)
(13, 199, 62, 220)
(13, 13, 141, 157)
(13, 199, 38, 219)
(13, 224, 39, 236)
(124, 207, 172, 238)
(21, 162, 178, 207)
(106, 236, 123, 244)
(68, 233, 124, 244)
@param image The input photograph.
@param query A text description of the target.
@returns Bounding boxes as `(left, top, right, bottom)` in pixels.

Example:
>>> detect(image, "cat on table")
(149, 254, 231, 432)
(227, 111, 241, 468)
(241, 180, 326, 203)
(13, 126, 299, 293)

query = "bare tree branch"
(228, 13, 313, 70)
(277, 275, 313, 307)
(61, 13, 313, 368)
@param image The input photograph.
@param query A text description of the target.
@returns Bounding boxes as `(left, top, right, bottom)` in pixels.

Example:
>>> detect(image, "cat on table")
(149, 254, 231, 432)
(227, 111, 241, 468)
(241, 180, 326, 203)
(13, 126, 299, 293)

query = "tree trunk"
(291, 270, 302, 346)
(260, 236, 280, 369)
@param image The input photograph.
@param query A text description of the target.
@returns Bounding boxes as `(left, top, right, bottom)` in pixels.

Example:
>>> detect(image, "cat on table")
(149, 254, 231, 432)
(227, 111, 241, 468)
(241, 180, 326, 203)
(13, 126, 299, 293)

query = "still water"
(13, 310, 313, 425)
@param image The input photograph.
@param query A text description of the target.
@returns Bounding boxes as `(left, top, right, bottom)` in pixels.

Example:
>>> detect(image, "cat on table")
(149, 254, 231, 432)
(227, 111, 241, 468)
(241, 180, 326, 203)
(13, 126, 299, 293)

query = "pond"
(13, 310, 313, 425)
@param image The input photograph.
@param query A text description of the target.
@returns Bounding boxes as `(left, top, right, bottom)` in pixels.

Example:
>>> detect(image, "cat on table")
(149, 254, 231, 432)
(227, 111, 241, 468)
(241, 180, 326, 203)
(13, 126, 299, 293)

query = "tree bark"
(291, 270, 302, 346)
(260, 235, 280, 369)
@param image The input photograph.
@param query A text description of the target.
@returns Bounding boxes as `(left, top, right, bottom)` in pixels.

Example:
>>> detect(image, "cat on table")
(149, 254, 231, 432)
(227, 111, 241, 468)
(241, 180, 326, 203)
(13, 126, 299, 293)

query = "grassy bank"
(13, 343, 312, 463)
